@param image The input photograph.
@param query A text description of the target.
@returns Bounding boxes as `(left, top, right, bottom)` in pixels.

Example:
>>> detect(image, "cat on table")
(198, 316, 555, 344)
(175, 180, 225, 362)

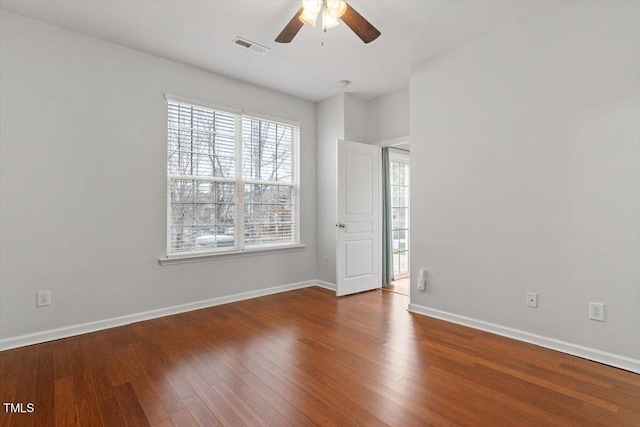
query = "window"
(390, 156, 409, 277)
(167, 99, 299, 256)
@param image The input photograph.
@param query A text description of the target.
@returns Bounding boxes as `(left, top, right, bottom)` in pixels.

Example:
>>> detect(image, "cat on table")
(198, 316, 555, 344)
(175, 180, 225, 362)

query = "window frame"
(164, 95, 301, 260)
(389, 151, 410, 279)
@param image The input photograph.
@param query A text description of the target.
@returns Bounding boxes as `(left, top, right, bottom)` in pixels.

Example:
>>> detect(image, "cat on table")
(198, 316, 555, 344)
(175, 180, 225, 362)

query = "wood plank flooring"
(0, 286, 638, 426)
(383, 277, 410, 296)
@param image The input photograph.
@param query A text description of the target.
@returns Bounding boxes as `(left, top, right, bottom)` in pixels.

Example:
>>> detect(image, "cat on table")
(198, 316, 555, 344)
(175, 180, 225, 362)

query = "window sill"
(158, 244, 306, 266)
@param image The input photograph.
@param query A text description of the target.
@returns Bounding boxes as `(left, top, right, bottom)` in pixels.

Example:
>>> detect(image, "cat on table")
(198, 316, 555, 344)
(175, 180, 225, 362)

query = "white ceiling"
(0, 0, 567, 102)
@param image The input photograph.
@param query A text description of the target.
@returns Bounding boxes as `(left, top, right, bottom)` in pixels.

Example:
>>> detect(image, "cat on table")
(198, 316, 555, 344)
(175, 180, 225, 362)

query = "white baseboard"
(0, 280, 323, 351)
(313, 280, 336, 291)
(408, 303, 640, 374)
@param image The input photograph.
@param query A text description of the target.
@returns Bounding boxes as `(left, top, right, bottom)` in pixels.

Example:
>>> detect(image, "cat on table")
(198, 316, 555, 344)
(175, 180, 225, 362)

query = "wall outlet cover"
(37, 290, 51, 307)
(526, 292, 538, 308)
(589, 302, 605, 322)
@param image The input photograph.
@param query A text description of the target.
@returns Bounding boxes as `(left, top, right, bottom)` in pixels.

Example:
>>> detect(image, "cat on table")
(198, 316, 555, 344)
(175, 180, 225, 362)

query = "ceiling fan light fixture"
(299, 9, 319, 26)
(302, 0, 322, 12)
(276, 0, 380, 44)
(300, 0, 321, 26)
(327, 0, 347, 19)
(322, 8, 340, 30)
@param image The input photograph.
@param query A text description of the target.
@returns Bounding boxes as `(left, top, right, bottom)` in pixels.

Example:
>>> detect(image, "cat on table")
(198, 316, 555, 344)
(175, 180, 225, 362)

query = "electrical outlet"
(589, 302, 605, 322)
(37, 290, 51, 307)
(526, 292, 538, 308)
(417, 269, 427, 291)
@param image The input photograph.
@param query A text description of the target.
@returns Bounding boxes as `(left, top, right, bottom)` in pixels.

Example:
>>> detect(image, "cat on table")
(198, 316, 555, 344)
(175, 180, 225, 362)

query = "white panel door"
(336, 140, 381, 296)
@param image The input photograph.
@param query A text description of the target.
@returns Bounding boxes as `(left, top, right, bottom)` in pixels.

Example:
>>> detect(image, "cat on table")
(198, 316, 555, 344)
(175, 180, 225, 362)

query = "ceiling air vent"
(232, 37, 269, 55)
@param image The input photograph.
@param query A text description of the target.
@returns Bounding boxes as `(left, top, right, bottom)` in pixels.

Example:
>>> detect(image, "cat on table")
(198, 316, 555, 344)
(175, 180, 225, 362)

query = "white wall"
(367, 87, 410, 144)
(315, 93, 376, 285)
(0, 10, 317, 342)
(344, 93, 369, 143)
(315, 94, 344, 284)
(410, 1, 639, 361)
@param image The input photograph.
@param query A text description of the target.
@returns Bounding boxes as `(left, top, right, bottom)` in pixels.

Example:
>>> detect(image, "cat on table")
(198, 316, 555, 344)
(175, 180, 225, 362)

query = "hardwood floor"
(383, 277, 410, 296)
(1, 286, 638, 426)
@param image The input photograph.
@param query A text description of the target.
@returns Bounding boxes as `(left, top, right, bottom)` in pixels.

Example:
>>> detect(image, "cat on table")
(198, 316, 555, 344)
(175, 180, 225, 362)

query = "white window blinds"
(167, 100, 299, 255)
(242, 116, 298, 247)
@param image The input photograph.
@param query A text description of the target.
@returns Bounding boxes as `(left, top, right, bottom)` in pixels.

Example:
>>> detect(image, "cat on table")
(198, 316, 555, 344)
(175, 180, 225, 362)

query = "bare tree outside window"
(166, 101, 298, 255)
(243, 118, 294, 246)
(168, 103, 236, 253)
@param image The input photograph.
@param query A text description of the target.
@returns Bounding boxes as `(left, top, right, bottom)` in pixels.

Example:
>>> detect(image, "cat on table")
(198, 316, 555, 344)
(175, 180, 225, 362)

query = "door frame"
(374, 136, 410, 284)
(372, 136, 410, 151)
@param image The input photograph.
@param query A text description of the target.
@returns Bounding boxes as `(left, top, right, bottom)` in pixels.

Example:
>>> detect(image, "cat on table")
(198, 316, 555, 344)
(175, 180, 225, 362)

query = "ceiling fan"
(275, 0, 381, 44)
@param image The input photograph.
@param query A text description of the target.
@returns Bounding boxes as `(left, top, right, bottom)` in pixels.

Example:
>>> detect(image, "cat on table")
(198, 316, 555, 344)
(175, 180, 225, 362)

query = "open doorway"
(382, 144, 410, 295)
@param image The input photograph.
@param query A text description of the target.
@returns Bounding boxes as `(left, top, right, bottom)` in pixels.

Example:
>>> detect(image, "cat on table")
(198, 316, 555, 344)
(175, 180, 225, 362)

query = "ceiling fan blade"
(341, 3, 381, 44)
(275, 7, 304, 43)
